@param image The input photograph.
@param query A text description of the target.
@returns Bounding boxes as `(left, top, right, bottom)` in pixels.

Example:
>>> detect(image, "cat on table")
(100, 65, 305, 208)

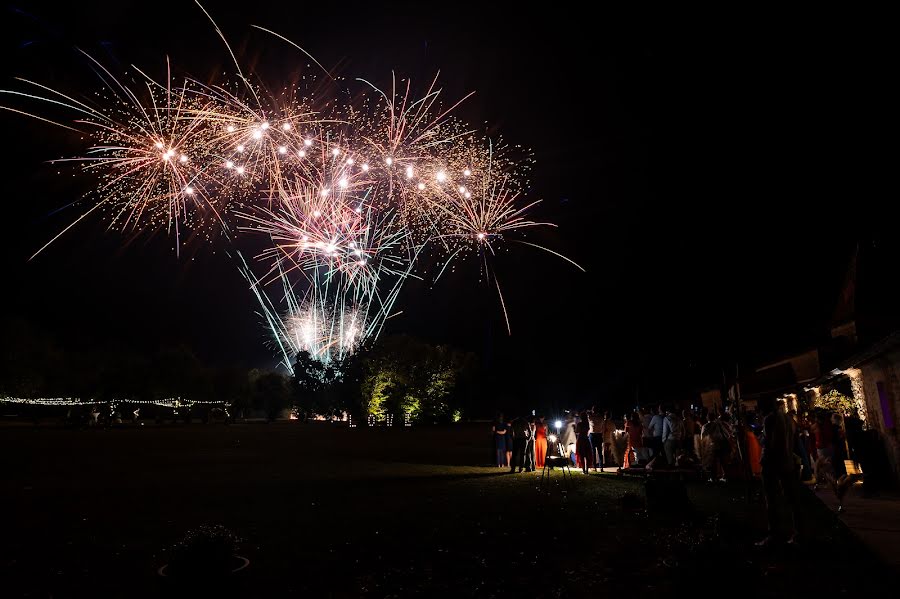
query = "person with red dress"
(534, 416, 548, 469)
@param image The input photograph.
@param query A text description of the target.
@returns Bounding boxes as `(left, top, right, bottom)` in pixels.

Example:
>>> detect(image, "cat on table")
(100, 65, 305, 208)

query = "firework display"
(2, 20, 580, 373)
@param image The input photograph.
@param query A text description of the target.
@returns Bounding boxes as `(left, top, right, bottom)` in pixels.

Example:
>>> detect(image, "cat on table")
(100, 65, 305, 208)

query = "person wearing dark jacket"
(510, 416, 532, 473)
(757, 399, 799, 546)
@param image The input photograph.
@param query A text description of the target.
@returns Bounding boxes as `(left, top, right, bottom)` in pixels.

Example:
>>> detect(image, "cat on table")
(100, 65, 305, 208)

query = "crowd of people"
(491, 406, 741, 478)
(491, 402, 859, 485)
(492, 400, 861, 544)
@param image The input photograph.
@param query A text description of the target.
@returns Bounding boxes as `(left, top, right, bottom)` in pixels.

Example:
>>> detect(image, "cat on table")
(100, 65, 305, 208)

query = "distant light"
(325, 244, 336, 253)
(464, 192, 471, 199)
(458, 186, 466, 193)
(354, 249, 362, 256)
(332, 147, 340, 156)
(225, 160, 234, 169)
(436, 170, 447, 182)
(164, 149, 175, 159)
(338, 178, 348, 188)
(405, 165, 414, 178)
(252, 129, 263, 140)
(463, 168, 472, 177)
(304, 138, 313, 146)
(298, 150, 307, 158)
(236, 166, 245, 175)
(278, 146, 287, 154)
(361, 163, 369, 171)
(154, 141, 164, 149)
(184, 186, 194, 195)
(346, 158, 354, 165)
(282, 123, 291, 130)
(236, 145, 245, 153)
(320, 188, 330, 197)
(260, 122, 270, 130)
(313, 210, 322, 217)
(226, 125, 235, 132)
(355, 206, 362, 213)
(477, 232, 485, 240)
(179, 154, 188, 163)
(555, 420, 562, 429)
(358, 259, 367, 266)
(385, 157, 393, 166)
(417, 182, 426, 190)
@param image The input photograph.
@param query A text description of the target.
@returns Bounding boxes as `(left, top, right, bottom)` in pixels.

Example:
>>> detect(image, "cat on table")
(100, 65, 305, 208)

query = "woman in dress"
(492, 414, 509, 468)
(624, 411, 643, 467)
(534, 416, 548, 469)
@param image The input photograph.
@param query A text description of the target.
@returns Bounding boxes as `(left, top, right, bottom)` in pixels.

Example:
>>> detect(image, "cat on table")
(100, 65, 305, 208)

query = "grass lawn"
(0, 422, 889, 597)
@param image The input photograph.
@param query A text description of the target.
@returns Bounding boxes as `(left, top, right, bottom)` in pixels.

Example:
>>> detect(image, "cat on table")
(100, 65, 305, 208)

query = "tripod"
(540, 440, 574, 491)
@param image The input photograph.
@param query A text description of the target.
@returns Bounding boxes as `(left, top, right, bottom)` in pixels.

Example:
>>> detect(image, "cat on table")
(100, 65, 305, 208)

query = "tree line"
(1, 319, 481, 423)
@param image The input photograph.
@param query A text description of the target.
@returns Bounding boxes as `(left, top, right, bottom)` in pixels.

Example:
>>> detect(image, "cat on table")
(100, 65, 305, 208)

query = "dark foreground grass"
(0, 422, 889, 597)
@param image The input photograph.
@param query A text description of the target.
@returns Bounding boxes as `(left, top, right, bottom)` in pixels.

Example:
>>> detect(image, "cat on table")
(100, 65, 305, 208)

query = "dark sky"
(0, 3, 891, 409)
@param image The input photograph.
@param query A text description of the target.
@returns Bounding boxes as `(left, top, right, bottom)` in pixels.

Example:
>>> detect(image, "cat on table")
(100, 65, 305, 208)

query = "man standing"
(510, 415, 531, 473)
(757, 399, 799, 546)
(524, 417, 537, 472)
(647, 405, 665, 458)
(662, 407, 685, 466)
(590, 408, 604, 471)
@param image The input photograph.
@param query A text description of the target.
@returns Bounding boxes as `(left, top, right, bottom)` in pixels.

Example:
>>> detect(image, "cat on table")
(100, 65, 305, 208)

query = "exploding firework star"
(0, 6, 582, 369)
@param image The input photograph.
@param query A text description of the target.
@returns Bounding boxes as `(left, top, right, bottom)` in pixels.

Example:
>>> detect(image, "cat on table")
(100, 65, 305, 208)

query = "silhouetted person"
(510, 415, 531, 473)
(524, 417, 537, 472)
(576, 411, 594, 474)
(492, 414, 509, 468)
(647, 405, 665, 458)
(757, 399, 799, 546)
(662, 407, 685, 466)
(589, 407, 604, 470)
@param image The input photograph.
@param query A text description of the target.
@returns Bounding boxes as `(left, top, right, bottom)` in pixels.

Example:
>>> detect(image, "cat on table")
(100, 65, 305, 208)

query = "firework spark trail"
(2, 11, 581, 371)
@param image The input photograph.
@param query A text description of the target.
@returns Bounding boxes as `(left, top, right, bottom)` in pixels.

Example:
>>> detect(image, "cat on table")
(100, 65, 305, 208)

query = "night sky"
(0, 3, 892, 410)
